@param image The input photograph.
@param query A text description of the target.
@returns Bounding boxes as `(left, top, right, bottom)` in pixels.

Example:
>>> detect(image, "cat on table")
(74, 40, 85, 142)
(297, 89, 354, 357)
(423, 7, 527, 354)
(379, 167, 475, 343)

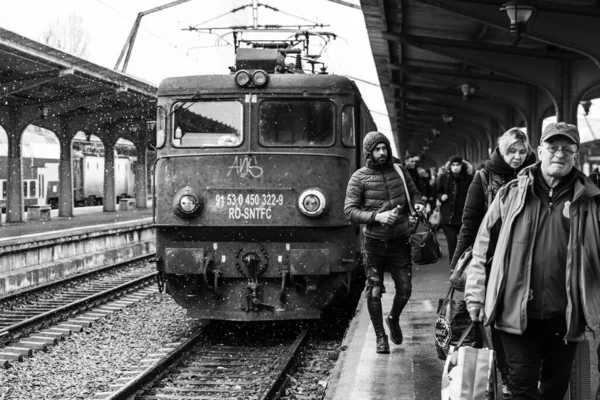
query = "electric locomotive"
(154, 47, 376, 321)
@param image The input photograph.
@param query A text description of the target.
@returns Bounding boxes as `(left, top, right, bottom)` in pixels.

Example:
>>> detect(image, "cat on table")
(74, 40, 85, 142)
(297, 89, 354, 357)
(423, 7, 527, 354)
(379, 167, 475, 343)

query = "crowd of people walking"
(344, 123, 600, 400)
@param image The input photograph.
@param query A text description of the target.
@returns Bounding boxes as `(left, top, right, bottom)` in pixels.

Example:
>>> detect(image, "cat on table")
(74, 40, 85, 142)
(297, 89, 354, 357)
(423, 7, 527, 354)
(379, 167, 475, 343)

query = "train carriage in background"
(154, 47, 378, 321)
(0, 128, 137, 211)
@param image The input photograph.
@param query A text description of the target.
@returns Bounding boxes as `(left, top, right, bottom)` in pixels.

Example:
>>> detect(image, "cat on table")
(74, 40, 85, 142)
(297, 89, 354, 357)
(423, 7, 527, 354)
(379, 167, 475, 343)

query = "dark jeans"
(499, 317, 578, 400)
(442, 224, 460, 262)
(363, 236, 412, 335)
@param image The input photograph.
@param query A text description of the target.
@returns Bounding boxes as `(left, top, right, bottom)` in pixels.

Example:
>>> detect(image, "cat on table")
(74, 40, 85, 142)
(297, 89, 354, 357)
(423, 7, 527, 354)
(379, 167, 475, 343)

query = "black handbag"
(435, 286, 483, 360)
(394, 164, 441, 265)
(409, 214, 442, 265)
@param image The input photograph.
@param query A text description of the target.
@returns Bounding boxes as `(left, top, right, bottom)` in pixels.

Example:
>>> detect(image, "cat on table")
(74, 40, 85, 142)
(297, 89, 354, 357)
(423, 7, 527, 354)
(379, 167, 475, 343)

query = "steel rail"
(0, 272, 157, 341)
(0, 253, 156, 303)
(102, 329, 309, 400)
(103, 325, 208, 400)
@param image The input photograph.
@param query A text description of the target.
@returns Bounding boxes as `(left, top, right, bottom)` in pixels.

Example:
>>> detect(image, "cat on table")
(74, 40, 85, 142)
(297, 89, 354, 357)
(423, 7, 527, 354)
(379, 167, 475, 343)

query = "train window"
(342, 105, 355, 147)
(29, 181, 36, 198)
(172, 101, 243, 147)
(259, 100, 334, 147)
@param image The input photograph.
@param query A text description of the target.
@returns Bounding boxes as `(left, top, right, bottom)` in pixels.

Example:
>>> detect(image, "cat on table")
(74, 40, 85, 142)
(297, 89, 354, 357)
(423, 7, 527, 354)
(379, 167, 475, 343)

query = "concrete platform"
(0, 205, 153, 243)
(324, 234, 600, 400)
(0, 205, 155, 295)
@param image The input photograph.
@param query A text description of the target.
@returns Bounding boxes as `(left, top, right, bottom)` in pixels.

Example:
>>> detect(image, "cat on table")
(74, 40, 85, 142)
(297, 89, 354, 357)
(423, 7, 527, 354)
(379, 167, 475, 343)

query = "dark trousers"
(499, 317, 578, 400)
(442, 223, 460, 261)
(363, 236, 412, 335)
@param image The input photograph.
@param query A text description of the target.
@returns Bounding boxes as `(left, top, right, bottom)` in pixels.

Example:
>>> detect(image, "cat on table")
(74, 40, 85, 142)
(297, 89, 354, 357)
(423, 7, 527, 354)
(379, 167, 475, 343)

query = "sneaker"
(501, 383, 512, 399)
(385, 315, 403, 345)
(376, 333, 390, 354)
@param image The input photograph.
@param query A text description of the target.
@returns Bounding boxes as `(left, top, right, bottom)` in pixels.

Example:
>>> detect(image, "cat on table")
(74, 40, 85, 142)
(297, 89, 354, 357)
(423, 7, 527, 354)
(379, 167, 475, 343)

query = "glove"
(414, 203, 425, 214)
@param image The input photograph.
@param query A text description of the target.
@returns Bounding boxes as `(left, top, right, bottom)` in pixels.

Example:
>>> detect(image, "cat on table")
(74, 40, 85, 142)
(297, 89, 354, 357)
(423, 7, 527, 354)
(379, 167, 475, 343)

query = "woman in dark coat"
(450, 127, 536, 399)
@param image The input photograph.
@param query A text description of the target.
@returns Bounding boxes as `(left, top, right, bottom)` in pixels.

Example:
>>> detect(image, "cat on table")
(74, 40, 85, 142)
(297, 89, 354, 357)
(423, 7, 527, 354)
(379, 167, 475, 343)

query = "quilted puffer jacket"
(450, 148, 537, 268)
(344, 132, 423, 240)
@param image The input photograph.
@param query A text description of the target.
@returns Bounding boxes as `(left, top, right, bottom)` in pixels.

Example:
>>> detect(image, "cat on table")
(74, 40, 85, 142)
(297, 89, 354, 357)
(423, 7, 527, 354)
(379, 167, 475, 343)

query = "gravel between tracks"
(0, 292, 204, 400)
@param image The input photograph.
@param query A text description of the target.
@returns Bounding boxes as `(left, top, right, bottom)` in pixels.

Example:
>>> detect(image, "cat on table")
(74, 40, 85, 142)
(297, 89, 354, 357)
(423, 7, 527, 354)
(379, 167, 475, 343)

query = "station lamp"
(84, 131, 93, 142)
(442, 113, 454, 125)
(500, 1, 535, 35)
(458, 83, 478, 101)
(431, 128, 441, 137)
(581, 100, 593, 116)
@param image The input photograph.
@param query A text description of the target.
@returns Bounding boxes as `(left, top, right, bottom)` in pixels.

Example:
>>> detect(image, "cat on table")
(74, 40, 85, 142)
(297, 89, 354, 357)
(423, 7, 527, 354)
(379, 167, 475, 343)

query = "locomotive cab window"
(342, 105, 355, 147)
(259, 100, 334, 147)
(172, 101, 243, 147)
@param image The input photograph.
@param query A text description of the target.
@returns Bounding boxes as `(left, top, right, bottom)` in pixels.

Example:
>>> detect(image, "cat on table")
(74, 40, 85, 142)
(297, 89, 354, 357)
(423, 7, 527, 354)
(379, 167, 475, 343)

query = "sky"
(0, 0, 396, 152)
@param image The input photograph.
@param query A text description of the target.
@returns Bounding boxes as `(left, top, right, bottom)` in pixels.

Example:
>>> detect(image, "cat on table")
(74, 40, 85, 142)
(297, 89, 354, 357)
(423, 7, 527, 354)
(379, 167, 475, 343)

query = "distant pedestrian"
(450, 127, 536, 399)
(404, 152, 423, 193)
(344, 132, 424, 354)
(465, 122, 600, 400)
(436, 155, 473, 262)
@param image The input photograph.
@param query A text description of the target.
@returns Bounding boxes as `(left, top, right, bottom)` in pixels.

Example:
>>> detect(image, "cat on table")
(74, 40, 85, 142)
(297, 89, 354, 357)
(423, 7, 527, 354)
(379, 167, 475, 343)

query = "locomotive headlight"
(172, 186, 203, 218)
(235, 70, 251, 87)
(298, 189, 327, 217)
(252, 70, 269, 87)
(179, 195, 197, 213)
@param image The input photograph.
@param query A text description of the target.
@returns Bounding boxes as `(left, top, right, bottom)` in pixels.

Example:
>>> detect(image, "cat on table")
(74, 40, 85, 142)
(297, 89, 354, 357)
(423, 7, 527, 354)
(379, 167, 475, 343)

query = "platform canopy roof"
(0, 27, 157, 143)
(359, 0, 600, 165)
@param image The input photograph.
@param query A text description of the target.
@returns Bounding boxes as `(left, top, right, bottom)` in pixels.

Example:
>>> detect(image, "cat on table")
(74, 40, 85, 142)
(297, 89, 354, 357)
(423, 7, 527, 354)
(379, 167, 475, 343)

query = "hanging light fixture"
(442, 113, 454, 125)
(84, 131, 93, 142)
(128, 124, 140, 133)
(38, 104, 50, 120)
(500, 1, 535, 35)
(581, 100, 593, 116)
(458, 83, 478, 101)
(431, 128, 441, 137)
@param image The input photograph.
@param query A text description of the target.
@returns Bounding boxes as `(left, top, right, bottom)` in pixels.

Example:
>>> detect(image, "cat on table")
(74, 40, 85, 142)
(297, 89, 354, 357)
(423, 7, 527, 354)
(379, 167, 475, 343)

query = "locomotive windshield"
(172, 101, 243, 147)
(258, 100, 334, 147)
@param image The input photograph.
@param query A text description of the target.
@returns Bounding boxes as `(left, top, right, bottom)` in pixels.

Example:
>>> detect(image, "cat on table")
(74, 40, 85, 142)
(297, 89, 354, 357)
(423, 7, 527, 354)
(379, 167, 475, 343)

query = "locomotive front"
(153, 49, 364, 321)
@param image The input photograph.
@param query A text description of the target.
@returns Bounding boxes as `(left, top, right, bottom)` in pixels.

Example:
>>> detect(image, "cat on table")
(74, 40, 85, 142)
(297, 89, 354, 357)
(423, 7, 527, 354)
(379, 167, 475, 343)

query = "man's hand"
(467, 305, 485, 322)
(441, 194, 449, 202)
(414, 204, 425, 214)
(375, 210, 399, 226)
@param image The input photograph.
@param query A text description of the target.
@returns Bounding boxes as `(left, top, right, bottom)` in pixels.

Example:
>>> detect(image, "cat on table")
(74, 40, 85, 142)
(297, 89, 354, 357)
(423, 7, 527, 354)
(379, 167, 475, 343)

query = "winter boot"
(385, 315, 403, 345)
(376, 332, 390, 354)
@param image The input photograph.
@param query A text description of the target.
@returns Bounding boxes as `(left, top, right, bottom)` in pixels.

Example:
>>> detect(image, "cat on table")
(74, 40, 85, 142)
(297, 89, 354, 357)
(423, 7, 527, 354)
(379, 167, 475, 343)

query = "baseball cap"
(541, 122, 580, 146)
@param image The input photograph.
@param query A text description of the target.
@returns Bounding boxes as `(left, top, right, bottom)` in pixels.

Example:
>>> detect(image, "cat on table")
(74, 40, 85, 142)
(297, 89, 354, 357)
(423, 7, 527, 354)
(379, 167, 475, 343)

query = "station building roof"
(359, 0, 600, 165)
(0, 27, 157, 140)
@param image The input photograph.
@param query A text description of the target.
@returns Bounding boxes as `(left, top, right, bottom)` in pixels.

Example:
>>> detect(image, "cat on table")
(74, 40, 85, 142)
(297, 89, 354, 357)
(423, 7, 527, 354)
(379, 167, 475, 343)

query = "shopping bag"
(409, 214, 442, 265)
(449, 246, 472, 292)
(435, 286, 482, 360)
(441, 322, 496, 400)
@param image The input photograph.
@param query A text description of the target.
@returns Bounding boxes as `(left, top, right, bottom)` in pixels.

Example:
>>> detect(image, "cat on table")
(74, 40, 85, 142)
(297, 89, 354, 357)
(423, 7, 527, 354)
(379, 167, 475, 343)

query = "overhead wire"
(94, 0, 202, 62)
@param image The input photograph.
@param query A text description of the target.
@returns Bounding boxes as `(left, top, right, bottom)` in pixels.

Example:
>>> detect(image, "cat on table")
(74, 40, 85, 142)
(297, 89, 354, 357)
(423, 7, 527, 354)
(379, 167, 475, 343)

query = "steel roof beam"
(412, 0, 600, 68)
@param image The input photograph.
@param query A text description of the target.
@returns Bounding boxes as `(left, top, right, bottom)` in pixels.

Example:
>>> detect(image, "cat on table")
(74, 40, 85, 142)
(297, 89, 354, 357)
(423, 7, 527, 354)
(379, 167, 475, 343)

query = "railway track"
(94, 323, 310, 400)
(0, 255, 158, 367)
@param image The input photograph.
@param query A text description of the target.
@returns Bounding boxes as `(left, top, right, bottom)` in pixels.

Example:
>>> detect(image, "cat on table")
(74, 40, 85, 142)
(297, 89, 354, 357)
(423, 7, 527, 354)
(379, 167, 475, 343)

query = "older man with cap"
(464, 122, 600, 400)
(344, 131, 424, 354)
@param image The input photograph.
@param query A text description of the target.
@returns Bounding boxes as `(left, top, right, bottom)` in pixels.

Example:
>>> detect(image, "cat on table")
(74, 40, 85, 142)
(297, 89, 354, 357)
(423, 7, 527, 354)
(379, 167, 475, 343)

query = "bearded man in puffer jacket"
(465, 122, 600, 400)
(344, 131, 424, 354)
